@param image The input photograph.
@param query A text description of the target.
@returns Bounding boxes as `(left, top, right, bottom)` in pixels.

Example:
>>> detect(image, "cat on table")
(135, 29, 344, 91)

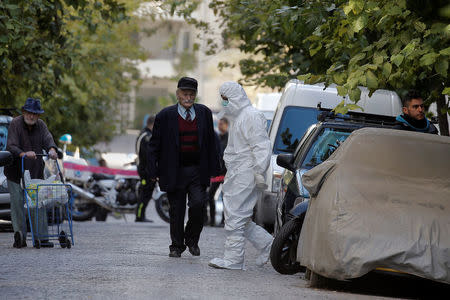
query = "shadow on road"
(310, 272, 450, 299)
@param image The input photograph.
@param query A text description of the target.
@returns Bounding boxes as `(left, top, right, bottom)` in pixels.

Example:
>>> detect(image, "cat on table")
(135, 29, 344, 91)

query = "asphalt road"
(0, 206, 448, 300)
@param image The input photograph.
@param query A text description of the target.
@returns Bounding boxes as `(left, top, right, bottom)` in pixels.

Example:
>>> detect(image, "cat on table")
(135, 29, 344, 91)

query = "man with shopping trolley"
(5, 98, 58, 248)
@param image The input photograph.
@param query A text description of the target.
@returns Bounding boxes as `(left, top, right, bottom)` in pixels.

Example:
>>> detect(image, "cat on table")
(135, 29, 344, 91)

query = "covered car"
(298, 128, 450, 284)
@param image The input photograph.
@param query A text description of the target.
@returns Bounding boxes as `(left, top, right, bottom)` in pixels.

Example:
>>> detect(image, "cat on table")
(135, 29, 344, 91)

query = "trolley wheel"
(34, 239, 41, 249)
(66, 238, 71, 249)
(59, 231, 67, 248)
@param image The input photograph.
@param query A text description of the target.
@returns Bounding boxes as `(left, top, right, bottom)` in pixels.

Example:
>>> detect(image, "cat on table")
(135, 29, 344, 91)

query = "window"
(273, 107, 319, 154)
(0, 125, 8, 151)
(301, 127, 353, 169)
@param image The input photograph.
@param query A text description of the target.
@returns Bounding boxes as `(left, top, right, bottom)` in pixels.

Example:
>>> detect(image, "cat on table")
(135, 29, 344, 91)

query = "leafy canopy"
(1, 0, 148, 146)
(166, 0, 449, 134)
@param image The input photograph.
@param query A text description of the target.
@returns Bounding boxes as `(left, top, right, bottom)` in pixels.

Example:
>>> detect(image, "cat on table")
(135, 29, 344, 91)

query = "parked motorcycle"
(270, 200, 307, 275)
(69, 170, 170, 222)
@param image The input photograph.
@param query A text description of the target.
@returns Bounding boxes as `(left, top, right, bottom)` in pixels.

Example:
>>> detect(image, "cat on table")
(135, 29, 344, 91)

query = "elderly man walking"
(147, 77, 220, 258)
(209, 82, 273, 270)
(5, 98, 58, 248)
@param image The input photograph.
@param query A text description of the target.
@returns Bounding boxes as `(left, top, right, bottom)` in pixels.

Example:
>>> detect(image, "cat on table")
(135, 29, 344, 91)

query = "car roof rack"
(316, 104, 397, 126)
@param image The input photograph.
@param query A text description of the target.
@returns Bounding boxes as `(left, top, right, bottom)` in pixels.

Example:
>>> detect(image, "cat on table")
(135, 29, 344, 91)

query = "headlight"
(271, 172, 282, 193)
(115, 178, 126, 190)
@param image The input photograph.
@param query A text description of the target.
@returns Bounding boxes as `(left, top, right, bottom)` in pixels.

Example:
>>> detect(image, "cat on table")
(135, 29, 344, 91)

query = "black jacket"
(136, 127, 152, 179)
(147, 103, 220, 192)
(394, 114, 438, 134)
(217, 132, 228, 175)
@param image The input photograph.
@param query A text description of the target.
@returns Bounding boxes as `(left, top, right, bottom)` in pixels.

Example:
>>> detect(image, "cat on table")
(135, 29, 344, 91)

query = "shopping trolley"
(21, 154, 74, 249)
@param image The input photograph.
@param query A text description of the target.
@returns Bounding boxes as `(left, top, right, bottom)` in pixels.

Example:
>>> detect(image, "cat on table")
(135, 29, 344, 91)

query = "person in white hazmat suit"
(209, 82, 273, 270)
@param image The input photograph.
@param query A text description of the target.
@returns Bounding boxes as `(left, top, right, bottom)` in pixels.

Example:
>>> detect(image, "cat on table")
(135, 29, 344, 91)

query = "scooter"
(270, 198, 308, 275)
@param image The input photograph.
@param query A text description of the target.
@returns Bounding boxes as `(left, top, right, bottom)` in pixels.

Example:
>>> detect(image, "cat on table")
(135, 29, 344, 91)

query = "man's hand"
(48, 148, 58, 160)
(20, 151, 36, 159)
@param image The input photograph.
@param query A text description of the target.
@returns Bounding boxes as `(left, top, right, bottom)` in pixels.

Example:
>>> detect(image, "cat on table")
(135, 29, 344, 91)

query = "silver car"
(0, 114, 12, 220)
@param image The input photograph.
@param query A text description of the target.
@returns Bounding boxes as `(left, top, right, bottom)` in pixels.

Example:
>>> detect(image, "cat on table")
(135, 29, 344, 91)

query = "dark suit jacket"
(147, 103, 220, 192)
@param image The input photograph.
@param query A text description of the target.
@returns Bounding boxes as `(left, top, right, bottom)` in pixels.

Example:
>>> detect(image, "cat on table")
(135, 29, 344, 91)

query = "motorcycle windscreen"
(297, 128, 450, 284)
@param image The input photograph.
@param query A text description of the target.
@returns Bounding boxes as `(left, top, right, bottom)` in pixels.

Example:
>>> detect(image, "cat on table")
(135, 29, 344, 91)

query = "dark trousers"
(167, 166, 207, 252)
(136, 179, 156, 220)
(206, 181, 221, 225)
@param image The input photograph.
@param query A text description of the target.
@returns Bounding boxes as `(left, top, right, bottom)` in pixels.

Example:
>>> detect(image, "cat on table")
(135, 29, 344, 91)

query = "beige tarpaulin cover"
(298, 128, 450, 284)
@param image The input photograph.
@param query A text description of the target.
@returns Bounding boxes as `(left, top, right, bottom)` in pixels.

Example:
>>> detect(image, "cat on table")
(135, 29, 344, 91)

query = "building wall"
(132, 1, 277, 127)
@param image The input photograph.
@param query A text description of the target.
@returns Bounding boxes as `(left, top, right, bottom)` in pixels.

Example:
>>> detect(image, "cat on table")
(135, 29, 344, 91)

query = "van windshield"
(273, 107, 319, 154)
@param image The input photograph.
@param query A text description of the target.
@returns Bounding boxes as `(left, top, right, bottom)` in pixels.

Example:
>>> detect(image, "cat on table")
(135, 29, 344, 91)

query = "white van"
(254, 93, 282, 131)
(255, 79, 403, 230)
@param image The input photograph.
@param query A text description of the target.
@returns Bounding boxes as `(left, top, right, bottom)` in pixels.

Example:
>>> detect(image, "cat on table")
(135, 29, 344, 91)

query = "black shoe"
(40, 240, 54, 248)
(188, 245, 200, 256)
(135, 218, 154, 223)
(13, 231, 23, 248)
(169, 249, 182, 257)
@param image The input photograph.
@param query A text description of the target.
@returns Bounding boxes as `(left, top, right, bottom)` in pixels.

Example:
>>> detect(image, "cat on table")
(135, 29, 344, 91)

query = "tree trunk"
(436, 94, 449, 136)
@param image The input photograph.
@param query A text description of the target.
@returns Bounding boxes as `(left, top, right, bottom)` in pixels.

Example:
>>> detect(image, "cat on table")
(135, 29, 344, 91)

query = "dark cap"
(177, 77, 198, 92)
(22, 98, 44, 114)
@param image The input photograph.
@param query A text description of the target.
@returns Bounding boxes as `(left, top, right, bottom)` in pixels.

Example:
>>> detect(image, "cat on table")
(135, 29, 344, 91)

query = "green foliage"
(164, 0, 335, 89)
(0, 0, 148, 146)
(157, 93, 177, 108)
(303, 0, 449, 128)
(133, 94, 177, 129)
(166, 0, 449, 133)
(173, 51, 198, 77)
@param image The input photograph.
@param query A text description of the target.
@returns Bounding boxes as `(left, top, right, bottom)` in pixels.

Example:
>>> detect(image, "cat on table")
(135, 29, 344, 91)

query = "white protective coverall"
(209, 82, 273, 270)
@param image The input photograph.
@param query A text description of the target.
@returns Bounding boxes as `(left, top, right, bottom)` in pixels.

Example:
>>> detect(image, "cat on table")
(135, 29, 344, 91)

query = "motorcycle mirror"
(0, 151, 13, 167)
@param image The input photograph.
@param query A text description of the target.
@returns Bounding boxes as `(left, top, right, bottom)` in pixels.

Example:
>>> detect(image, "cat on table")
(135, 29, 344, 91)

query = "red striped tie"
(186, 109, 191, 121)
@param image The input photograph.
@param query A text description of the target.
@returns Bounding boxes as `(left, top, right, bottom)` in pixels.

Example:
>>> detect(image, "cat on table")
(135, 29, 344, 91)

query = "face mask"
(222, 100, 229, 107)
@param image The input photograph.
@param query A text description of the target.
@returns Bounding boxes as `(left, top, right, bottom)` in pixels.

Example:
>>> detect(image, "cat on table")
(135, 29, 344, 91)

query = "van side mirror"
(0, 151, 13, 167)
(276, 153, 295, 171)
